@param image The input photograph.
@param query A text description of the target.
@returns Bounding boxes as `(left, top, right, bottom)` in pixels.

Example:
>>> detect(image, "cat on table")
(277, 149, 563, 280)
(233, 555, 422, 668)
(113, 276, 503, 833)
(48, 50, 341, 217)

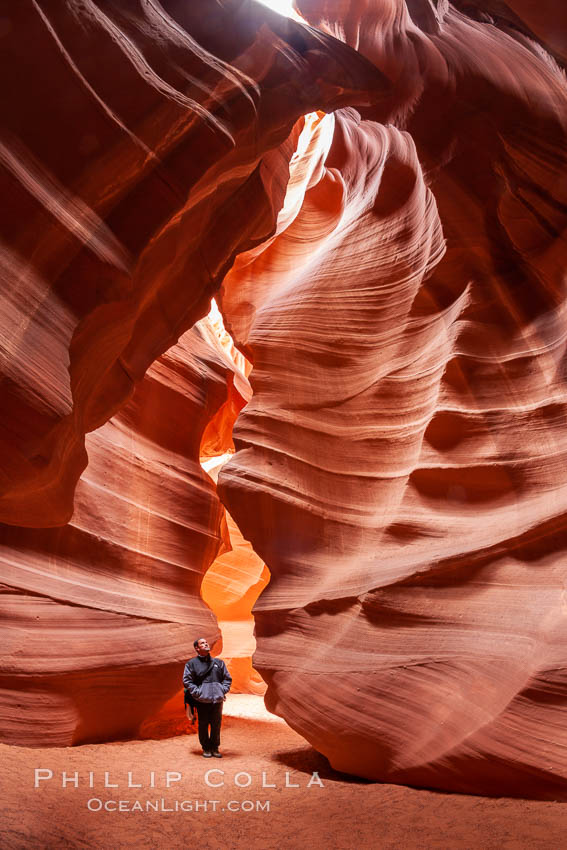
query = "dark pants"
(195, 701, 223, 752)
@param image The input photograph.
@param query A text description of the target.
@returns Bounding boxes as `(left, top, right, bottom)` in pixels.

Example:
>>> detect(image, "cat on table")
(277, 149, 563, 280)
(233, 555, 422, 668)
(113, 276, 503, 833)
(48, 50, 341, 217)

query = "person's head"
(194, 637, 210, 656)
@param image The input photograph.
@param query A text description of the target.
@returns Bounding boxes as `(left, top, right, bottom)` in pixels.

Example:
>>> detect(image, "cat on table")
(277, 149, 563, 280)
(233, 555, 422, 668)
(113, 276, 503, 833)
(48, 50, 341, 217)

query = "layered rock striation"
(218, 0, 567, 796)
(0, 0, 384, 745)
(0, 318, 243, 745)
(0, 0, 383, 528)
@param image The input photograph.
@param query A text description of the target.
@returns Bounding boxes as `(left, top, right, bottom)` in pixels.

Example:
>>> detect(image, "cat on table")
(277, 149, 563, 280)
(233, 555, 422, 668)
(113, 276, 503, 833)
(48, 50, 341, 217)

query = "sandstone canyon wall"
(0, 0, 380, 744)
(0, 319, 240, 745)
(1, 0, 567, 797)
(218, 0, 567, 797)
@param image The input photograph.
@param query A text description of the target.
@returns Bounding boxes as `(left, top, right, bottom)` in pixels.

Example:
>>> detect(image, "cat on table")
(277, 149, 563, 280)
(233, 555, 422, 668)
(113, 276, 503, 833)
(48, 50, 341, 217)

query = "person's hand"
(189, 711, 196, 724)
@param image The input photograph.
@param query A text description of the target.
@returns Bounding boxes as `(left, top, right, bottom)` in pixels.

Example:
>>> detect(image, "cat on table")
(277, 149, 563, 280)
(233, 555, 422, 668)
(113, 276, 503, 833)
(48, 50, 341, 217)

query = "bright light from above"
(256, 0, 302, 22)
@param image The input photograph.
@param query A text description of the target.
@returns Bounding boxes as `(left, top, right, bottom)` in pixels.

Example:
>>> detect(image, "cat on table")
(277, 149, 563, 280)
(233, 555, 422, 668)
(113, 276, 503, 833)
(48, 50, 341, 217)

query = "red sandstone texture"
(218, 0, 567, 797)
(201, 455, 269, 695)
(0, 0, 382, 528)
(0, 0, 380, 745)
(0, 318, 244, 746)
(1, 0, 567, 800)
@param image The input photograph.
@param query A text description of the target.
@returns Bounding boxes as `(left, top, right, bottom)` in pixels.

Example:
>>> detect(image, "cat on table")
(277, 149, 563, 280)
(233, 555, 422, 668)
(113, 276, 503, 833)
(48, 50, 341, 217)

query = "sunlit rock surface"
(218, 0, 567, 797)
(1, 0, 566, 797)
(200, 302, 252, 457)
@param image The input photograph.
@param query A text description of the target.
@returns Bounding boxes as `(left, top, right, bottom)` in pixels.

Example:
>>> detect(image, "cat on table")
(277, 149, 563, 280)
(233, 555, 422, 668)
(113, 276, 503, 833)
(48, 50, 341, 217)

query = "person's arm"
(183, 662, 197, 722)
(221, 662, 232, 696)
(183, 661, 200, 698)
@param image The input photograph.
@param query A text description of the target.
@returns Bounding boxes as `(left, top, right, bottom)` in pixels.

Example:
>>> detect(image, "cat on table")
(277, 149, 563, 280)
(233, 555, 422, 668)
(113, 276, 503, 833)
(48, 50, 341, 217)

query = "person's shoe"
(211, 751, 222, 758)
(202, 751, 212, 758)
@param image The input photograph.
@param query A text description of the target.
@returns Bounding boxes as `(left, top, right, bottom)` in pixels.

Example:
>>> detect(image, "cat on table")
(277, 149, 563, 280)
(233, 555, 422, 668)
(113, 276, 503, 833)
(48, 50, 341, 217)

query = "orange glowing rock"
(200, 301, 252, 457)
(201, 457, 269, 695)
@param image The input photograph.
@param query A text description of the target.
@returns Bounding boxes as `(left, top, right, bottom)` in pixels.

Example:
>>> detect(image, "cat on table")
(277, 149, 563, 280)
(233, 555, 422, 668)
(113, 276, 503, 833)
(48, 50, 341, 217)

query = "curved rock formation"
(0, 0, 383, 528)
(0, 317, 245, 745)
(0, 0, 386, 747)
(218, 0, 567, 797)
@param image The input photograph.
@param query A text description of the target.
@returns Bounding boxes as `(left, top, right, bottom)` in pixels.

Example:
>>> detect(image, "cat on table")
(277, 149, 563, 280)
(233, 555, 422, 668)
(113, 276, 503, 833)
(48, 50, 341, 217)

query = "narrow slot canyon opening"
(198, 299, 270, 704)
(185, 102, 330, 725)
(256, 0, 304, 22)
(139, 104, 328, 738)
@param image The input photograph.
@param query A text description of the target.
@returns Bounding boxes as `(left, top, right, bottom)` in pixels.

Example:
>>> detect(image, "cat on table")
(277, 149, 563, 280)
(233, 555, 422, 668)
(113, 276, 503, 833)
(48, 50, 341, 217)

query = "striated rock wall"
(0, 0, 383, 745)
(0, 318, 241, 745)
(0, 0, 382, 528)
(218, 0, 567, 796)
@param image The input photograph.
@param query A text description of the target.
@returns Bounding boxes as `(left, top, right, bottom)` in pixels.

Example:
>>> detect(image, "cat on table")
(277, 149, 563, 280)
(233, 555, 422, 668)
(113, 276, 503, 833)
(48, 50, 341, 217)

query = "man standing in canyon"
(183, 637, 232, 758)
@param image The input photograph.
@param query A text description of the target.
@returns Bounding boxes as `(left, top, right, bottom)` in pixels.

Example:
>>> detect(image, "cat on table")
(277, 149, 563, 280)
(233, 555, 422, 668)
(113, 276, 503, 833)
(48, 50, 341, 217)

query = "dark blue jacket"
(183, 655, 232, 704)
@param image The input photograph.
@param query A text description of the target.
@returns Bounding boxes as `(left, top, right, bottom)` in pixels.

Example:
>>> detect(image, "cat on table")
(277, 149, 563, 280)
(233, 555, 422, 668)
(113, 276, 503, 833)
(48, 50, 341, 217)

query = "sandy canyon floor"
(0, 695, 565, 849)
